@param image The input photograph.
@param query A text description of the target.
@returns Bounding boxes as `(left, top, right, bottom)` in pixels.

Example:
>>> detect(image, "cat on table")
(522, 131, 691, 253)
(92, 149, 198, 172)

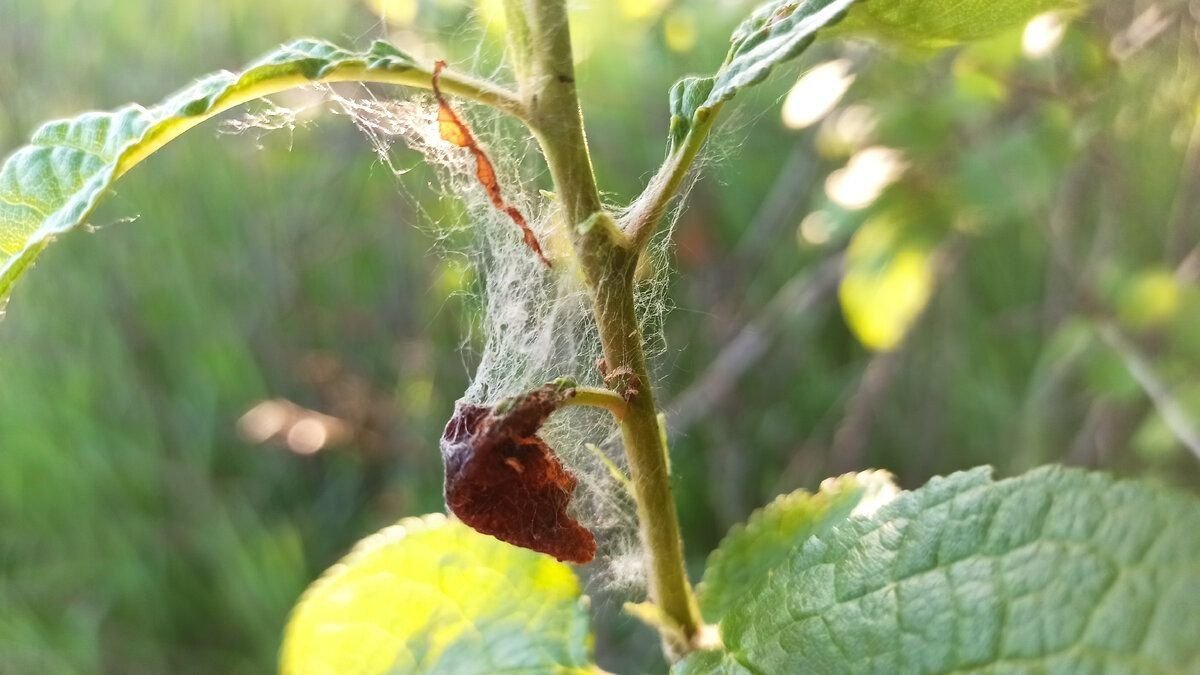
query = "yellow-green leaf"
(838, 0, 1078, 49)
(1117, 268, 1182, 330)
(280, 514, 595, 675)
(697, 471, 898, 622)
(839, 215, 936, 352)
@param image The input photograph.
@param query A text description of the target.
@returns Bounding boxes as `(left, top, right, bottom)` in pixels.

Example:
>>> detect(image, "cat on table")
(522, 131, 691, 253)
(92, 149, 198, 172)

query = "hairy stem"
(503, 0, 703, 654)
(622, 104, 722, 252)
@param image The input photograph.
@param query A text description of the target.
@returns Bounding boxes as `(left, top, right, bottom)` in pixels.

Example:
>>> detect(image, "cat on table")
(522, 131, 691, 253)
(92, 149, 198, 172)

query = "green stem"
(503, 0, 703, 655)
(623, 103, 723, 252)
(564, 386, 629, 420)
(116, 63, 524, 178)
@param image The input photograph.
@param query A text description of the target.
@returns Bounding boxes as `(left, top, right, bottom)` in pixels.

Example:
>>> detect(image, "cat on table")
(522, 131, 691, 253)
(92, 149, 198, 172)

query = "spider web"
(225, 29, 681, 592)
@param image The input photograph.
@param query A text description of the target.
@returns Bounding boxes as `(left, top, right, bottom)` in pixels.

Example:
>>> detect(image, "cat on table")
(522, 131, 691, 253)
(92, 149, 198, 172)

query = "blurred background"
(1, 0, 1198, 672)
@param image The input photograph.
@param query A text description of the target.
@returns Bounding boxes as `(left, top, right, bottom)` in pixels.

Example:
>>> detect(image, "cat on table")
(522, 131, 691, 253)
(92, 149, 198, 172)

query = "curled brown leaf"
(439, 385, 596, 564)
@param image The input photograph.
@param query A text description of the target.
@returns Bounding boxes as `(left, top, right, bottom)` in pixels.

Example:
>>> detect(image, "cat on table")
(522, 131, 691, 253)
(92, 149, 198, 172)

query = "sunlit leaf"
(697, 471, 898, 622)
(280, 514, 595, 674)
(664, 9, 700, 54)
(837, 0, 1078, 48)
(1118, 268, 1182, 329)
(694, 466, 1200, 673)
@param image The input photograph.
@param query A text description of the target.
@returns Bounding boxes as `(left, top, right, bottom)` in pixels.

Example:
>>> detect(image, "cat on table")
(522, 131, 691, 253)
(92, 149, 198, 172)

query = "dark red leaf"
(440, 386, 596, 564)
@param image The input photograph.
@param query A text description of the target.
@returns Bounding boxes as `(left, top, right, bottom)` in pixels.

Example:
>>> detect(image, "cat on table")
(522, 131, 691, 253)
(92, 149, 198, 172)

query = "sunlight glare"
(288, 417, 330, 456)
(782, 59, 856, 130)
(238, 400, 289, 444)
(798, 211, 835, 246)
(825, 146, 907, 210)
(1023, 13, 1066, 59)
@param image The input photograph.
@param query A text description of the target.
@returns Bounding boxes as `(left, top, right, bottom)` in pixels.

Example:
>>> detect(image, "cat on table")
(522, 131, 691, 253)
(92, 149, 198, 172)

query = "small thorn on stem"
(598, 358, 641, 401)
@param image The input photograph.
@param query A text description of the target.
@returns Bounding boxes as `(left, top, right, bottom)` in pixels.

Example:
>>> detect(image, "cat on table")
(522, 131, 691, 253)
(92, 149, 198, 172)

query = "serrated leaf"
(697, 471, 898, 622)
(713, 0, 858, 107)
(709, 466, 1200, 674)
(280, 513, 595, 675)
(666, 0, 856, 154)
(665, 0, 1076, 151)
(0, 39, 506, 306)
(837, 0, 1077, 49)
(672, 649, 753, 675)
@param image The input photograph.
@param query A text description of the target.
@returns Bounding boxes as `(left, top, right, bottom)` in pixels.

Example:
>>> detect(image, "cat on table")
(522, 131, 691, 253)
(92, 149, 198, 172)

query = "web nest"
(228, 76, 679, 591)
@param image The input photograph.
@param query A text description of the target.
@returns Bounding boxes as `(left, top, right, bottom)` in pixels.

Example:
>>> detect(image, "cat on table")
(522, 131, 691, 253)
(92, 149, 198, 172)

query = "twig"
(563, 385, 629, 420)
(1098, 322, 1200, 460)
(505, 0, 703, 652)
(825, 349, 902, 475)
(665, 254, 843, 438)
(732, 137, 819, 264)
(623, 103, 724, 252)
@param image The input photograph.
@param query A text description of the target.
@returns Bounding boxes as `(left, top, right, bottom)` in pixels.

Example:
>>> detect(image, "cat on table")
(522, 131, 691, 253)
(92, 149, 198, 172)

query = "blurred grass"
(2, 0, 1199, 672)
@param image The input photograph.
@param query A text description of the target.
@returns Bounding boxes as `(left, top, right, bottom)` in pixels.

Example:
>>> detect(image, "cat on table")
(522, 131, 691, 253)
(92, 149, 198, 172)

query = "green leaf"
(280, 514, 595, 674)
(837, 0, 1077, 48)
(0, 39, 515, 307)
(667, 76, 715, 155)
(673, 649, 753, 675)
(712, 0, 858, 107)
(665, 0, 1077, 151)
(697, 471, 899, 622)
(666, 0, 856, 154)
(707, 466, 1200, 673)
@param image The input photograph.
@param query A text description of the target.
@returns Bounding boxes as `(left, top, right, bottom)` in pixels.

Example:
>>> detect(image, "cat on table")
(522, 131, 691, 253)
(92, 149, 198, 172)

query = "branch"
(119, 52, 527, 177)
(665, 254, 843, 438)
(1098, 322, 1200, 461)
(562, 385, 629, 420)
(0, 39, 528, 303)
(502, 0, 703, 655)
(622, 103, 723, 252)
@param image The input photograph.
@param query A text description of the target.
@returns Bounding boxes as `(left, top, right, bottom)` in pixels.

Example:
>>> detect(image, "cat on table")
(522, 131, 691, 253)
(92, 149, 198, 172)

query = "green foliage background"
(1, 0, 1197, 672)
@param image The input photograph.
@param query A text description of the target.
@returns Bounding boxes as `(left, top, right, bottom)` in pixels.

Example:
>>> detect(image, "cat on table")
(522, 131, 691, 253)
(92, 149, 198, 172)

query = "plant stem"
(564, 386, 629, 420)
(504, 0, 703, 654)
(115, 62, 524, 179)
(623, 104, 722, 252)
(588, 250, 703, 656)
